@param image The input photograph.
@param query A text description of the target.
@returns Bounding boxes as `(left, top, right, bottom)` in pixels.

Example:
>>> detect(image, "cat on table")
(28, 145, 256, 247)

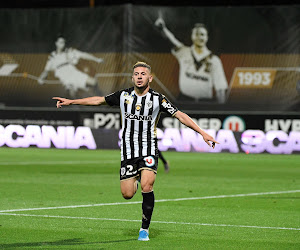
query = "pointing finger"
(205, 140, 211, 147)
(211, 139, 220, 144)
(56, 101, 61, 108)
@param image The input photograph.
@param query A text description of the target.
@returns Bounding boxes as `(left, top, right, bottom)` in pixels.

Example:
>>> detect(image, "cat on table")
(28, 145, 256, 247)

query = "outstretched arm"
(155, 17, 184, 49)
(78, 51, 104, 63)
(38, 70, 49, 84)
(38, 58, 52, 84)
(52, 96, 106, 108)
(174, 111, 219, 148)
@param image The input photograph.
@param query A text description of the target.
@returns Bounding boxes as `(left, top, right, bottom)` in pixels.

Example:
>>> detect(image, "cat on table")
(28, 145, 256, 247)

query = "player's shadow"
(0, 238, 136, 249)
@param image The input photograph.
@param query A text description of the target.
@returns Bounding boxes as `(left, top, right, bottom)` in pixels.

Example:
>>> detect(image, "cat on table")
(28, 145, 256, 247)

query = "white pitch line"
(0, 160, 117, 166)
(154, 190, 300, 202)
(0, 213, 299, 231)
(0, 190, 299, 213)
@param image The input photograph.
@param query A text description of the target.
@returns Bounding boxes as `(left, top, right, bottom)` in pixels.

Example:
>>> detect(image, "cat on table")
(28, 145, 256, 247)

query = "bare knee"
(121, 191, 134, 200)
(141, 183, 153, 193)
(140, 170, 156, 193)
(120, 178, 138, 200)
(86, 77, 97, 86)
(123, 195, 134, 200)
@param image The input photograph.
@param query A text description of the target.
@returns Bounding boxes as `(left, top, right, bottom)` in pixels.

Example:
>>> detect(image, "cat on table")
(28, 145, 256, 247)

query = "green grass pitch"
(0, 148, 299, 249)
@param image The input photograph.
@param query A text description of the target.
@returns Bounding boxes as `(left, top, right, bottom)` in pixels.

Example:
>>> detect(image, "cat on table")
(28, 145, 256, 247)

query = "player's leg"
(120, 161, 139, 200)
(140, 169, 156, 193)
(65, 85, 77, 98)
(120, 177, 138, 200)
(86, 76, 102, 95)
(138, 170, 156, 241)
(158, 150, 170, 173)
(86, 76, 97, 86)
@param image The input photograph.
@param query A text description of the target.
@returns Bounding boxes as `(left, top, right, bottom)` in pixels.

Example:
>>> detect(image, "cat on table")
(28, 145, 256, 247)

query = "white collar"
(191, 45, 211, 61)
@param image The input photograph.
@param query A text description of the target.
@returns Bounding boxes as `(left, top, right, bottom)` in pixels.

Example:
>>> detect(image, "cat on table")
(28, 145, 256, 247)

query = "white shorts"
(55, 64, 89, 91)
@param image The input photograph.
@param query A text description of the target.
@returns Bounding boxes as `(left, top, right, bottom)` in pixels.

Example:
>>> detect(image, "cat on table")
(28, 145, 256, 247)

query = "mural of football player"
(155, 17, 228, 103)
(38, 36, 104, 97)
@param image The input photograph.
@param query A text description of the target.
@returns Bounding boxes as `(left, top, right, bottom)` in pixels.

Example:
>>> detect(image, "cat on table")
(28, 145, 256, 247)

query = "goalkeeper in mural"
(38, 36, 104, 97)
(155, 17, 228, 103)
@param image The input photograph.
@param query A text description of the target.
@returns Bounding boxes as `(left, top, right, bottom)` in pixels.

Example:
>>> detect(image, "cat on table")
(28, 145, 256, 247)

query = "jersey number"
(126, 165, 137, 176)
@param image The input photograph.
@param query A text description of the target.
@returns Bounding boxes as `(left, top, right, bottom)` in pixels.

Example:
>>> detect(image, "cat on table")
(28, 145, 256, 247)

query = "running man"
(53, 62, 218, 241)
(155, 18, 228, 103)
(38, 36, 104, 97)
(158, 150, 170, 173)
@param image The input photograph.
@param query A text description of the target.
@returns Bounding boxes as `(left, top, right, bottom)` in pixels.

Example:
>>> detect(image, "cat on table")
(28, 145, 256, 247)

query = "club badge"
(120, 167, 126, 176)
(146, 101, 153, 109)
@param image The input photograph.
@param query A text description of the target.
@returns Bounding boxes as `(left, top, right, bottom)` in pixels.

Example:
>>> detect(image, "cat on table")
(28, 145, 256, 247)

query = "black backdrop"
(1, 6, 299, 54)
(0, 5, 299, 111)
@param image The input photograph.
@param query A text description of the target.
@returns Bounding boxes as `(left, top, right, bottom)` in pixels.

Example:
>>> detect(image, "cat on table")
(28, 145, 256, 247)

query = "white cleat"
(138, 228, 149, 241)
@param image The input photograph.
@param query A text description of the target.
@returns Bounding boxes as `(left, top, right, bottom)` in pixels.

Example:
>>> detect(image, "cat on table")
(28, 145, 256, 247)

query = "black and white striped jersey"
(105, 87, 178, 161)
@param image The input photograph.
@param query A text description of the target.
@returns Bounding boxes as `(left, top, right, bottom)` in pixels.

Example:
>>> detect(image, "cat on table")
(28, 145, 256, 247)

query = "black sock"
(141, 191, 155, 229)
(158, 150, 167, 164)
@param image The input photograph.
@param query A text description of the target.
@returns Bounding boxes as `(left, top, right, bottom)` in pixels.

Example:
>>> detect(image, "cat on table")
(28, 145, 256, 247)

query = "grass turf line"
(0, 148, 299, 249)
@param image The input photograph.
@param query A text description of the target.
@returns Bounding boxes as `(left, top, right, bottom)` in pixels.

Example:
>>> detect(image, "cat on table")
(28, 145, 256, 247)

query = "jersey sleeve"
(211, 56, 228, 90)
(171, 46, 188, 61)
(71, 48, 83, 58)
(159, 94, 178, 117)
(44, 56, 53, 71)
(105, 91, 122, 106)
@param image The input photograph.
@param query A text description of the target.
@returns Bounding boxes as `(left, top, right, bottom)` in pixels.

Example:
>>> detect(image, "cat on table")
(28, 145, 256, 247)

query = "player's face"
(191, 27, 208, 47)
(55, 38, 66, 50)
(132, 67, 153, 89)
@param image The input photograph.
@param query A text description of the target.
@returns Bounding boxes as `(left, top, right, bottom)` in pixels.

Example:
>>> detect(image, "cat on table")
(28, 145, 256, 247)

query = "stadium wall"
(1, 109, 300, 132)
(0, 125, 299, 154)
(1, 5, 299, 155)
(0, 6, 299, 112)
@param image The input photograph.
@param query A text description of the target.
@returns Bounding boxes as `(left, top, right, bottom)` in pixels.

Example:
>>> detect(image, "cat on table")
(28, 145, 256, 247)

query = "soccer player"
(155, 17, 228, 103)
(158, 150, 170, 173)
(53, 61, 218, 241)
(38, 36, 104, 97)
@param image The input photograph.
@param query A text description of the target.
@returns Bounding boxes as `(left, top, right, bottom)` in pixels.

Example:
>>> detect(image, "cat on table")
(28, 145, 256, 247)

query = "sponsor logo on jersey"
(161, 100, 176, 115)
(124, 92, 133, 98)
(136, 103, 142, 111)
(124, 112, 152, 121)
(185, 72, 209, 81)
(124, 92, 134, 100)
(125, 99, 131, 104)
(144, 156, 155, 167)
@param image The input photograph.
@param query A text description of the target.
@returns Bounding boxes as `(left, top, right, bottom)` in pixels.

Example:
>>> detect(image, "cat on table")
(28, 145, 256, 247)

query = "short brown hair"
(192, 23, 207, 32)
(133, 61, 151, 72)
